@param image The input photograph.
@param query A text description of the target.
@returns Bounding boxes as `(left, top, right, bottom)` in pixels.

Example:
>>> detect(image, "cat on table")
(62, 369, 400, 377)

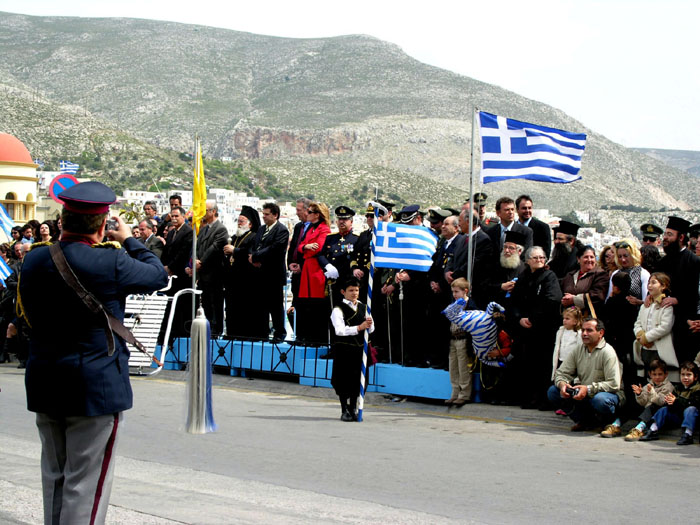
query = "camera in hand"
(565, 386, 580, 397)
(106, 219, 118, 231)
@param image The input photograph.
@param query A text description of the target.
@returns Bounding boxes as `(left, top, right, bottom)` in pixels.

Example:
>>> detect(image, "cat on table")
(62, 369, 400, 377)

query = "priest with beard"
(486, 230, 527, 307)
(547, 220, 583, 280)
(222, 206, 262, 339)
(654, 216, 700, 363)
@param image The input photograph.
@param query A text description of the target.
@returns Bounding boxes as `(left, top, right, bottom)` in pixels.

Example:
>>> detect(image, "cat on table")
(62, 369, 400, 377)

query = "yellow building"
(0, 133, 38, 224)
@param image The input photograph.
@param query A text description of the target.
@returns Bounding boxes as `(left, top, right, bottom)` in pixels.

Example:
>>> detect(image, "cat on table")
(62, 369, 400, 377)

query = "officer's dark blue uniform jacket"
(20, 237, 168, 417)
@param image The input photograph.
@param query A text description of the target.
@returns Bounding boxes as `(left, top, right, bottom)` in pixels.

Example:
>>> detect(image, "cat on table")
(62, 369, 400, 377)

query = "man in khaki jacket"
(548, 318, 625, 436)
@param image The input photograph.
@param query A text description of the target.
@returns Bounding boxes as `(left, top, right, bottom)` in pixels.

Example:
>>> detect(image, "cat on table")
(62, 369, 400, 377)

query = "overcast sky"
(2, 0, 698, 151)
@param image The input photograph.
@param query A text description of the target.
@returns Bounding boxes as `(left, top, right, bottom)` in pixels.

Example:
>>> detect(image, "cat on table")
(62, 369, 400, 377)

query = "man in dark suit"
(187, 201, 228, 336)
(445, 208, 494, 309)
(249, 202, 290, 340)
(516, 194, 552, 258)
(138, 218, 164, 259)
(287, 198, 312, 309)
(484, 196, 533, 257)
(20, 182, 168, 524)
(160, 206, 193, 338)
(427, 214, 461, 368)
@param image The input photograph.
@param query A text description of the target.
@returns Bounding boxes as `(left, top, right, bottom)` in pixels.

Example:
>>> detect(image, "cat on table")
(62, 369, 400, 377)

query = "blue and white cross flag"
(0, 257, 11, 286)
(0, 203, 14, 238)
(372, 221, 438, 272)
(479, 111, 587, 184)
(59, 160, 80, 174)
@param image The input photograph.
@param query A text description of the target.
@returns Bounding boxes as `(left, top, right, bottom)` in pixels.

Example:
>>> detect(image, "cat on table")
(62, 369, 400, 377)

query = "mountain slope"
(0, 11, 697, 214)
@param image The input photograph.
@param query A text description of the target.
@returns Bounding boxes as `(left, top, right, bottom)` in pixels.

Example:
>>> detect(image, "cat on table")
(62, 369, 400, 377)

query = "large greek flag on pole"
(372, 222, 438, 272)
(479, 111, 587, 184)
(0, 203, 14, 238)
(59, 160, 80, 174)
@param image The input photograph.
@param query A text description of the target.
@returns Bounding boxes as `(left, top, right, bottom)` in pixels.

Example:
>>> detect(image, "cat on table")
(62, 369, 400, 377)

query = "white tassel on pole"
(186, 307, 217, 434)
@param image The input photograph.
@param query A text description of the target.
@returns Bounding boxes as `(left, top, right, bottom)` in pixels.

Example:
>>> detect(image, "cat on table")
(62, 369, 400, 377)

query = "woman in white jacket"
(633, 272, 679, 381)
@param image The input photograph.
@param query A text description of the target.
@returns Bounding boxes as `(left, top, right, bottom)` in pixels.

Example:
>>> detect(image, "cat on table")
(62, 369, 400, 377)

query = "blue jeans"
(652, 405, 699, 431)
(547, 385, 620, 425)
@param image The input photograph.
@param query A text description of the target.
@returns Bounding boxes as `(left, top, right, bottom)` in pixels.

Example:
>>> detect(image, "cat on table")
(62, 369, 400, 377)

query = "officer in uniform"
(19, 182, 168, 524)
(473, 192, 492, 226)
(427, 208, 451, 236)
(350, 203, 382, 302)
(392, 204, 431, 366)
(640, 223, 663, 246)
(376, 199, 395, 222)
(318, 206, 359, 307)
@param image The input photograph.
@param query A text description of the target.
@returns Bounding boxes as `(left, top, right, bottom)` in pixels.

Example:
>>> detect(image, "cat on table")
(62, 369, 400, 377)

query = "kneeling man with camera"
(548, 318, 626, 436)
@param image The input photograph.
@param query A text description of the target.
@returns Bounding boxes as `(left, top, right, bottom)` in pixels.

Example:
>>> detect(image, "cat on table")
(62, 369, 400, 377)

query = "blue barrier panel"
(372, 364, 452, 399)
(161, 337, 459, 400)
(163, 338, 190, 370)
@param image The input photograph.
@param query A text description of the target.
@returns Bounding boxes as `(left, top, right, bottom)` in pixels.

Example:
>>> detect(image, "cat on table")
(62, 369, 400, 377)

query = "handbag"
(585, 293, 597, 319)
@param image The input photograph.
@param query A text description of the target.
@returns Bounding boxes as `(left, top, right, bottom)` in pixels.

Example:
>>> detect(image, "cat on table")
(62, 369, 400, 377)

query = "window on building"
(3, 192, 17, 220)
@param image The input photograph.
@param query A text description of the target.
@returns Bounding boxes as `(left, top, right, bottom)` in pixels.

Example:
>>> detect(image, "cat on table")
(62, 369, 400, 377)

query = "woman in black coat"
(511, 246, 563, 409)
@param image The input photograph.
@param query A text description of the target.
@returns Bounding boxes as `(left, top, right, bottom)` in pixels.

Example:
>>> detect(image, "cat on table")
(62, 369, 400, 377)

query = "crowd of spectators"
(2, 192, 699, 441)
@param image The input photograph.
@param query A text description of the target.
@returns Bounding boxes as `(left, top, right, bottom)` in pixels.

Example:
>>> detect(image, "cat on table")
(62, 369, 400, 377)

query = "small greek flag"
(0, 257, 11, 286)
(59, 160, 80, 174)
(479, 111, 587, 184)
(372, 221, 438, 272)
(0, 203, 14, 238)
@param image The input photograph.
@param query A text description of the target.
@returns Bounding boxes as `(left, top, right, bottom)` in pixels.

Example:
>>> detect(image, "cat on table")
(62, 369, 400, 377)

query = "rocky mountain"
(633, 148, 700, 177)
(0, 11, 697, 217)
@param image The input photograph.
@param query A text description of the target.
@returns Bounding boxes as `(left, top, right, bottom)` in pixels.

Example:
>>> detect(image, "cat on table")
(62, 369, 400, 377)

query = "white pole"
(191, 136, 199, 323)
(467, 108, 479, 284)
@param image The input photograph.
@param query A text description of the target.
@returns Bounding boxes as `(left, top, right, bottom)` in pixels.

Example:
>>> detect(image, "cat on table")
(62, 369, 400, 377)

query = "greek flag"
(0, 258, 11, 285)
(59, 160, 80, 174)
(479, 111, 587, 184)
(0, 203, 14, 238)
(372, 221, 438, 272)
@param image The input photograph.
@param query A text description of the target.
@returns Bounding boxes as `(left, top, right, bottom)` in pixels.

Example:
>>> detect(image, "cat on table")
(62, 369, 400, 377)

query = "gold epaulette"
(92, 241, 122, 249)
(28, 241, 52, 251)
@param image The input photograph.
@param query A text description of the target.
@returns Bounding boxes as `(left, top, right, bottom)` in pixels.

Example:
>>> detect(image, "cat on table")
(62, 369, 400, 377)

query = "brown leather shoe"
(570, 422, 587, 432)
(452, 399, 471, 407)
(444, 398, 457, 405)
(600, 424, 622, 438)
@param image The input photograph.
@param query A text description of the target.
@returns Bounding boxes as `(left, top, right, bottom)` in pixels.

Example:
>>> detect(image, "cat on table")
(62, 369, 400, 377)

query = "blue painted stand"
(159, 337, 479, 401)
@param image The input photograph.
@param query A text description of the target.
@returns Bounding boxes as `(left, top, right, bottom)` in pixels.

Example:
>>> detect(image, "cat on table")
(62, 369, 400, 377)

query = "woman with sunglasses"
(607, 240, 649, 306)
(296, 203, 331, 343)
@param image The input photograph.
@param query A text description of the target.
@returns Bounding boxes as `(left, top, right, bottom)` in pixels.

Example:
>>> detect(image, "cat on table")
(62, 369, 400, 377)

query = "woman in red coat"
(296, 202, 331, 343)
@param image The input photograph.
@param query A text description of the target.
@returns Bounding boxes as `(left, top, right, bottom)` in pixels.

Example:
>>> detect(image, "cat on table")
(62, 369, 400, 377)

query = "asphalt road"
(1, 365, 699, 524)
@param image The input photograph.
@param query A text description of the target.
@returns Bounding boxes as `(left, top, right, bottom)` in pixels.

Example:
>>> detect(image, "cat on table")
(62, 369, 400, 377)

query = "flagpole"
(192, 135, 199, 323)
(467, 107, 479, 284)
(357, 207, 379, 423)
